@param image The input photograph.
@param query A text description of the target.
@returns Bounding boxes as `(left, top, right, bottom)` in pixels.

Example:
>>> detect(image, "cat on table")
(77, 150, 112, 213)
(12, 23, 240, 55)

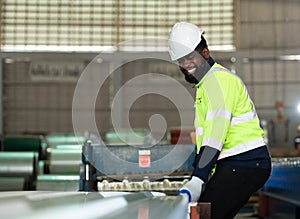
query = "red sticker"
(139, 150, 151, 167)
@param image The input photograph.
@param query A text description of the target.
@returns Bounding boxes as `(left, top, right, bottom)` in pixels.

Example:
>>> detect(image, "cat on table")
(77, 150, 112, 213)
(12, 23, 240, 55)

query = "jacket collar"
(194, 57, 216, 87)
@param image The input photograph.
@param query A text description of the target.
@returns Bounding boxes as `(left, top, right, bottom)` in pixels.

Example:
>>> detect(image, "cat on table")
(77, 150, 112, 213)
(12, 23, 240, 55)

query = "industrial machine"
(79, 142, 196, 194)
(0, 140, 212, 219)
(77, 142, 213, 219)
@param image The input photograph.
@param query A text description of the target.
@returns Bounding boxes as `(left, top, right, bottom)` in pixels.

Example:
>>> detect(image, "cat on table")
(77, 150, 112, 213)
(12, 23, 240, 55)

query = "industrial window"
(0, 0, 235, 52)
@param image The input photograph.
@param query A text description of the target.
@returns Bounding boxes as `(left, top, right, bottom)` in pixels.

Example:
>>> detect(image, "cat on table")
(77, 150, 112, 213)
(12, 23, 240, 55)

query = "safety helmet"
(168, 22, 204, 61)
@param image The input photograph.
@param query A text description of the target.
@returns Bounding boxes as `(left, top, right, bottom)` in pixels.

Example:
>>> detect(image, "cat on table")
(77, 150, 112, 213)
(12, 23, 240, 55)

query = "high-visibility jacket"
(194, 63, 265, 160)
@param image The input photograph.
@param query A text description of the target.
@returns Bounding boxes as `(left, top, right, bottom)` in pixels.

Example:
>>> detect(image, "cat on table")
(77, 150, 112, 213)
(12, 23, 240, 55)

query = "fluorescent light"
(297, 103, 300, 113)
(1, 44, 236, 53)
(1, 45, 116, 53)
(279, 55, 300, 61)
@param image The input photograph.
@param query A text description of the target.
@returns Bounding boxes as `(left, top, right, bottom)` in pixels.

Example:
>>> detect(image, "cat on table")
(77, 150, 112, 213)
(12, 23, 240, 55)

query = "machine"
(79, 142, 196, 194)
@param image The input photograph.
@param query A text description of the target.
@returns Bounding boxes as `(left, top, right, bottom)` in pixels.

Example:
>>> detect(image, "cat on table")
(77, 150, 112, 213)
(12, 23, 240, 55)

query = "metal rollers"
(48, 148, 81, 174)
(0, 152, 37, 176)
(0, 152, 38, 190)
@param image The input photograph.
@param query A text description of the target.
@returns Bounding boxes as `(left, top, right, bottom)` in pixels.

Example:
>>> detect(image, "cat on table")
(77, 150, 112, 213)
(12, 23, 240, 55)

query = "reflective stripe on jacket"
(194, 63, 265, 160)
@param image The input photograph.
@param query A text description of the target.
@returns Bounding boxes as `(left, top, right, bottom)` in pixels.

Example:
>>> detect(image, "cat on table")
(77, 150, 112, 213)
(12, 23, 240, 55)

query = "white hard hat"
(168, 22, 204, 61)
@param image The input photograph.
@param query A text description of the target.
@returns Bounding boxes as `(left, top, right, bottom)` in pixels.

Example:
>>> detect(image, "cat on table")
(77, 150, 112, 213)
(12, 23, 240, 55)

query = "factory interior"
(1, 0, 300, 218)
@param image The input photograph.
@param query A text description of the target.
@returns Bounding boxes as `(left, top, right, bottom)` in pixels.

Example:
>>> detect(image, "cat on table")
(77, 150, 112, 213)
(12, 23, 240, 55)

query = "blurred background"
(0, 1, 300, 218)
(1, 0, 300, 151)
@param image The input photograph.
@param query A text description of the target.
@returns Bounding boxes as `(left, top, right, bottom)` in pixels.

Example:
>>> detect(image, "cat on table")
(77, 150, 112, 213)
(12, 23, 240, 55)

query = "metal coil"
(48, 149, 81, 174)
(0, 152, 38, 177)
(0, 152, 38, 190)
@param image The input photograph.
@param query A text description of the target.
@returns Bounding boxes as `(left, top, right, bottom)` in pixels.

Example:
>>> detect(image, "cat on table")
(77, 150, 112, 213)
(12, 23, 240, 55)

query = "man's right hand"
(178, 176, 204, 202)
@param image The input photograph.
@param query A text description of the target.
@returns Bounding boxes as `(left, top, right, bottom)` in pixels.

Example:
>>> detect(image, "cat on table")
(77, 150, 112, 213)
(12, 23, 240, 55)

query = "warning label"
(138, 150, 151, 168)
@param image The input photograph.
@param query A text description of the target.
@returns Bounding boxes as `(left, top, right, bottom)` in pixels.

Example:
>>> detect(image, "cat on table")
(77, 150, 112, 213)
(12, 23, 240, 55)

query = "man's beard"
(180, 64, 210, 84)
(182, 69, 199, 84)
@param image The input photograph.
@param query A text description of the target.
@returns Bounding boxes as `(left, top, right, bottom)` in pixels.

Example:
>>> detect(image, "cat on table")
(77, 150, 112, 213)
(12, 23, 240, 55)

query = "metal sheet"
(0, 191, 102, 219)
(0, 191, 189, 219)
(102, 194, 189, 219)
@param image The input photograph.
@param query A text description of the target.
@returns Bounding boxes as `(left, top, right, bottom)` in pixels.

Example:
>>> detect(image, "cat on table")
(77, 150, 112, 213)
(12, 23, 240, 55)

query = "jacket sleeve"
(192, 145, 220, 182)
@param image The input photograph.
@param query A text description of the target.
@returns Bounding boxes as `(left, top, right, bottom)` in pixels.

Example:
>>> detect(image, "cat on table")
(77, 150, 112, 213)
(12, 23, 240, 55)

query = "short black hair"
(195, 35, 207, 52)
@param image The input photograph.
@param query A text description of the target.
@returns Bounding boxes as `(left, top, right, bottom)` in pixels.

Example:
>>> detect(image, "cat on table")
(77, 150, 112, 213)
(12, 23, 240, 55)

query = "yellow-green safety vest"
(194, 63, 265, 159)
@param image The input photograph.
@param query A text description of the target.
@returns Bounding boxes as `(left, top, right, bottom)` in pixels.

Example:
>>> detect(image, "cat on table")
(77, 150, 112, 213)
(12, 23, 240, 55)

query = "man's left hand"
(178, 176, 204, 202)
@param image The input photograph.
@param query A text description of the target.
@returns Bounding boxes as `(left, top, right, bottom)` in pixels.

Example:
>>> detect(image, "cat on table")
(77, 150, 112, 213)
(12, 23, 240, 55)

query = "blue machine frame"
(80, 144, 196, 191)
(260, 157, 300, 218)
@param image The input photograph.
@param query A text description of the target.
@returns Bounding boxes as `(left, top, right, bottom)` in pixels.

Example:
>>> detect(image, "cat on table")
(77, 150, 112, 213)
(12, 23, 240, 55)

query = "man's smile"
(186, 67, 196, 75)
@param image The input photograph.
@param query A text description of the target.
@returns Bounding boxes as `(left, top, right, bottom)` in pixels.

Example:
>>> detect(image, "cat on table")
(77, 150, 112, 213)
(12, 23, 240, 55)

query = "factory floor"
(234, 198, 260, 219)
(234, 213, 259, 219)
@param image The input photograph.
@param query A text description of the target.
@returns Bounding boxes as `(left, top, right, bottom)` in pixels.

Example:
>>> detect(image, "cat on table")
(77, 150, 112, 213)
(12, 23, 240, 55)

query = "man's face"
(177, 50, 209, 84)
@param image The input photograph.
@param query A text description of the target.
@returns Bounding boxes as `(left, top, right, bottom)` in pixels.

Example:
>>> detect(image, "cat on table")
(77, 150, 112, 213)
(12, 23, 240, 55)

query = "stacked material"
(48, 148, 81, 174)
(0, 152, 38, 190)
(2, 135, 46, 160)
(36, 148, 81, 191)
(44, 133, 86, 174)
(0, 133, 86, 192)
(34, 133, 86, 191)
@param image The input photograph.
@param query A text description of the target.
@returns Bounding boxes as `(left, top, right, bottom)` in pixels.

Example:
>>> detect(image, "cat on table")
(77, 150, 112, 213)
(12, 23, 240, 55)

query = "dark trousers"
(199, 165, 271, 219)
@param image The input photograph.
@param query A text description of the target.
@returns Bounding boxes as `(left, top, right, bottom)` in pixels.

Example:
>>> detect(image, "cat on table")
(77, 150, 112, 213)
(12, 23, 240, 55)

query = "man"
(294, 125, 300, 150)
(168, 22, 271, 219)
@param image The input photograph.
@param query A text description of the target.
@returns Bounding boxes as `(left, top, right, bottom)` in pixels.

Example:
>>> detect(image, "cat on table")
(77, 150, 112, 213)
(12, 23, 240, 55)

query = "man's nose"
(179, 58, 190, 67)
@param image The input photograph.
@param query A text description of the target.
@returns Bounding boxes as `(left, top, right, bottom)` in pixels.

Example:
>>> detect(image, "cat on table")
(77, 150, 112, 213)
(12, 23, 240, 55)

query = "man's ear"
(202, 48, 210, 60)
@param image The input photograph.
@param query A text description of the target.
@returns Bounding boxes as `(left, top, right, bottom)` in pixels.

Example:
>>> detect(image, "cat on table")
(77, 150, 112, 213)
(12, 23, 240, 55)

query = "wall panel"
(2, 56, 111, 136)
